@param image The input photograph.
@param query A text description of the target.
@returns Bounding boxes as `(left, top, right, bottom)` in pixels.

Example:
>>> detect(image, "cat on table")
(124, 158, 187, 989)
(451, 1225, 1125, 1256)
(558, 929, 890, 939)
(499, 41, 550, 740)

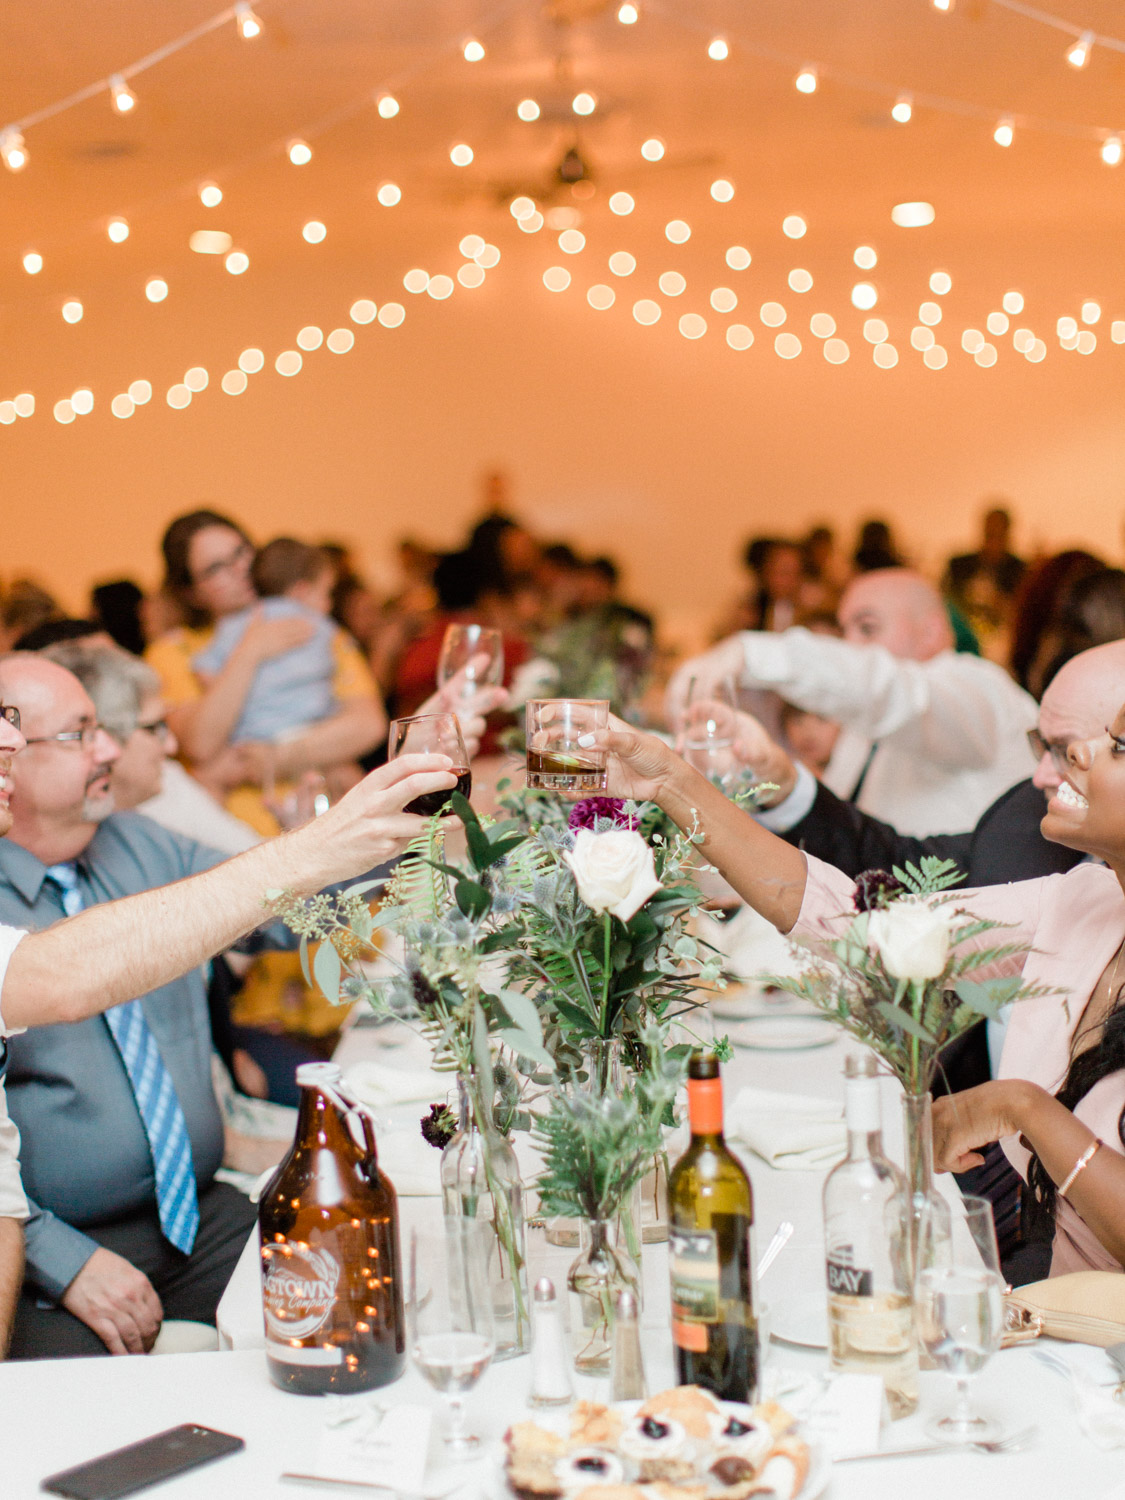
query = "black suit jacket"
(784, 777, 1083, 1092)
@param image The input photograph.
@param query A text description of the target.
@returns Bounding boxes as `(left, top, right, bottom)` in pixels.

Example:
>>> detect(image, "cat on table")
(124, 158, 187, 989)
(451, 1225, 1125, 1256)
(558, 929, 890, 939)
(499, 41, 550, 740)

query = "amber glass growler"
(259, 1061, 405, 1393)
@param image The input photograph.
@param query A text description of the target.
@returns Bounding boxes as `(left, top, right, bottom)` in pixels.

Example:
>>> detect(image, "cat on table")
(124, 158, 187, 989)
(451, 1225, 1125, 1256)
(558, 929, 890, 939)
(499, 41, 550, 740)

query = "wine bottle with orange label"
(667, 1051, 758, 1401)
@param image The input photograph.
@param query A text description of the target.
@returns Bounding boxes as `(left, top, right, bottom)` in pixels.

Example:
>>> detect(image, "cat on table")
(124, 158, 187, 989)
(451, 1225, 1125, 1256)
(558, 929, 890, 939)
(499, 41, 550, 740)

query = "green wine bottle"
(668, 1050, 758, 1401)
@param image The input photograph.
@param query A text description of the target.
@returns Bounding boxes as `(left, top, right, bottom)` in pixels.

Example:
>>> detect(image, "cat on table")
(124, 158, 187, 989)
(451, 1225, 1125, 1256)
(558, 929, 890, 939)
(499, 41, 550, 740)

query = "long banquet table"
(6, 1018, 1125, 1499)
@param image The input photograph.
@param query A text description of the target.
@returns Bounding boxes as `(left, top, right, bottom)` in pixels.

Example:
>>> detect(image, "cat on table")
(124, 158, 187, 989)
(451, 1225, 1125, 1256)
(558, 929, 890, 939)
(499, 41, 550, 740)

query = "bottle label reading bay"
(826, 1255, 873, 1297)
(670, 1228, 720, 1351)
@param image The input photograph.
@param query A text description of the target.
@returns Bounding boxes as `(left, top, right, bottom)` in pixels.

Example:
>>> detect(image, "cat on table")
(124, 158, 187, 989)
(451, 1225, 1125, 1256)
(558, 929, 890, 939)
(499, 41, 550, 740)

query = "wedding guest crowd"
(2, 482, 1125, 1365)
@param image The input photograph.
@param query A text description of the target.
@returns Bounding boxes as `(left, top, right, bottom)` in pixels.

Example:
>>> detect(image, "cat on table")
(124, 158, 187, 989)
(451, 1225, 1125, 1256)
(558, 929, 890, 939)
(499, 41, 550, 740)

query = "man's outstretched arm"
(0, 753, 455, 1030)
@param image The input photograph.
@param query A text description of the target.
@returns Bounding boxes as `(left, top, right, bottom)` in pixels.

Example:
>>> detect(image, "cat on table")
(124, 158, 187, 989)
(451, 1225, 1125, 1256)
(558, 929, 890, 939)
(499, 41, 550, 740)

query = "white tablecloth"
(7, 1020, 1124, 1497)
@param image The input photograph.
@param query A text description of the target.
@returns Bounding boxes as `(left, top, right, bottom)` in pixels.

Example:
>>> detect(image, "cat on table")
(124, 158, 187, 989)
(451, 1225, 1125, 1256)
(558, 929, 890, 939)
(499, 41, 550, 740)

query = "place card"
(282, 1400, 432, 1492)
(800, 1373, 884, 1459)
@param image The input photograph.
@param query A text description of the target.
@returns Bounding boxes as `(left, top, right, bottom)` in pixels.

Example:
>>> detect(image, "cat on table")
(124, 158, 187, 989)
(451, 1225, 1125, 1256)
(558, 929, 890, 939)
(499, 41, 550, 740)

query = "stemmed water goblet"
(408, 1221, 496, 1458)
(915, 1194, 1009, 1445)
(437, 624, 504, 720)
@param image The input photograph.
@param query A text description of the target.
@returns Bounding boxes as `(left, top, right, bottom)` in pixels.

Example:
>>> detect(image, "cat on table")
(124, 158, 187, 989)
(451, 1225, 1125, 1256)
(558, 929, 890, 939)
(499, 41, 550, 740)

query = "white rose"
(867, 900, 953, 982)
(564, 828, 662, 923)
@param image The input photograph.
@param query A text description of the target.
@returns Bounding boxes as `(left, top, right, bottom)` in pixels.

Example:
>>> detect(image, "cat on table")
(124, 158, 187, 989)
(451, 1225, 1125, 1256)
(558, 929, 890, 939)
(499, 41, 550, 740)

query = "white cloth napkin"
(344, 1059, 453, 1109)
(375, 1129, 443, 1196)
(726, 1086, 846, 1170)
(1035, 1344, 1125, 1449)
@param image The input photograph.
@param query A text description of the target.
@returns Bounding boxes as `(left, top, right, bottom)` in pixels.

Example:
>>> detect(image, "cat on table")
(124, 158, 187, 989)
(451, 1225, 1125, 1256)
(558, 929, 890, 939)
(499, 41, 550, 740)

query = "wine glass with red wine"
(389, 713, 472, 815)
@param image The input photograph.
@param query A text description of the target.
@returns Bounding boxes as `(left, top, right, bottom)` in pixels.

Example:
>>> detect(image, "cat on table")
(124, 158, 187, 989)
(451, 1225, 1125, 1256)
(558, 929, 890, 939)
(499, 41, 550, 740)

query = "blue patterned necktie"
(45, 862, 200, 1255)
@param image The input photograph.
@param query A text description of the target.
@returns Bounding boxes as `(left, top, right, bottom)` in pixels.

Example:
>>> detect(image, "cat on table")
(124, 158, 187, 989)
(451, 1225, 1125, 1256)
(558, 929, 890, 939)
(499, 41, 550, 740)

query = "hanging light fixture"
(235, 2, 262, 40)
(109, 74, 137, 114)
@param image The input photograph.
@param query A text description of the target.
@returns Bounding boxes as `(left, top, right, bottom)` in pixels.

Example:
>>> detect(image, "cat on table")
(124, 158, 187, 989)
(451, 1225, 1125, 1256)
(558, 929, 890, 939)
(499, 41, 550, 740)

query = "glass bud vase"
(900, 1091, 952, 1280)
(567, 1216, 641, 1376)
(546, 1038, 631, 1251)
(639, 1151, 669, 1244)
(441, 1072, 530, 1360)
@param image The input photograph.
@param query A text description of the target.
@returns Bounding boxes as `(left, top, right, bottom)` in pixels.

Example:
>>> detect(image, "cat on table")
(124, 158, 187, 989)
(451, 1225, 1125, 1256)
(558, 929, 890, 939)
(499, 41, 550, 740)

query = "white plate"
(728, 1014, 838, 1051)
(770, 1291, 830, 1349)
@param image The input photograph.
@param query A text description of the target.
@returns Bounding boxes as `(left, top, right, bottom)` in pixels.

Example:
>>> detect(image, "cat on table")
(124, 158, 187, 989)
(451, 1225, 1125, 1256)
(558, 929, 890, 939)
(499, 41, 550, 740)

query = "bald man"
(668, 568, 1037, 834)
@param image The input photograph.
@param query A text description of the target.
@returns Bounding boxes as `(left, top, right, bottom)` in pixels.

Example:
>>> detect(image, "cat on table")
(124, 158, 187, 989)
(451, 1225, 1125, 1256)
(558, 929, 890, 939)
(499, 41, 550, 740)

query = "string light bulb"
(288, 138, 312, 165)
(463, 38, 485, 62)
(110, 74, 137, 114)
(892, 93, 913, 124)
(641, 137, 664, 160)
(145, 277, 168, 302)
(1066, 30, 1093, 69)
(572, 92, 596, 116)
(235, 2, 262, 40)
(199, 181, 222, 206)
(517, 99, 540, 121)
(708, 37, 729, 61)
(795, 66, 818, 94)
(1102, 135, 1123, 166)
(932, 0, 954, 10)
(994, 117, 1014, 147)
(618, 4, 639, 22)
(376, 93, 399, 118)
(107, 217, 130, 243)
(22, 251, 42, 274)
(0, 130, 28, 172)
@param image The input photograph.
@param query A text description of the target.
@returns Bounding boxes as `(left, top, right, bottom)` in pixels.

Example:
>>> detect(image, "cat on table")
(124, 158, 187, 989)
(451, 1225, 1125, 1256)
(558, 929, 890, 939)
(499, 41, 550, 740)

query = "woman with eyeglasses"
(591, 708, 1125, 1278)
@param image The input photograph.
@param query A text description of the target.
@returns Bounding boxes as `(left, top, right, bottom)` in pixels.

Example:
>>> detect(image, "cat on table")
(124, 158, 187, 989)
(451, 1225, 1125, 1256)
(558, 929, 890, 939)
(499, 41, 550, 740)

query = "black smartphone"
(41, 1424, 245, 1499)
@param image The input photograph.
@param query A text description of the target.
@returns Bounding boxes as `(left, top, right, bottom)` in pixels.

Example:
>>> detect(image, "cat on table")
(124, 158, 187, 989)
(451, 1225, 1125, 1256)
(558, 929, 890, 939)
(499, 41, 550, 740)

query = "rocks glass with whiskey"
(525, 699, 609, 792)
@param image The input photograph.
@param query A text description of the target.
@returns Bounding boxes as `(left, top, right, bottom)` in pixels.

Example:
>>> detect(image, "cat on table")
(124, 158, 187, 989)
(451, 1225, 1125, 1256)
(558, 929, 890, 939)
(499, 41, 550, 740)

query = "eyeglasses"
(24, 721, 100, 751)
(0, 705, 20, 731)
(1027, 727, 1071, 775)
(193, 540, 252, 584)
(137, 718, 170, 741)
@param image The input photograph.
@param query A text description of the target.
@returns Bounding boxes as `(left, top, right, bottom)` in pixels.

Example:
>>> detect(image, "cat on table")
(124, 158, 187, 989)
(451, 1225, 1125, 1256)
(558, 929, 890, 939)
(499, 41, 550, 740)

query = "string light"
(129, 379, 152, 403)
(609, 192, 635, 215)
(462, 38, 485, 62)
(0, 130, 27, 172)
(61, 300, 84, 323)
(851, 283, 878, 310)
(199, 182, 222, 206)
(708, 37, 729, 61)
(110, 74, 137, 114)
(71, 389, 94, 415)
(572, 93, 596, 117)
(22, 252, 42, 274)
(930, 271, 953, 294)
(1082, 300, 1101, 324)
(516, 99, 540, 121)
(782, 215, 807, 238)
(288, 139, 312, 166)
(145, 277, 168, 302)
(795, 66, 818, 94)
(107, 217, 130, 243)
(609, 251, 636, 275)
(641, 138, 664, 161)
(891, 201, 935, 227)
(1003, 290, 1025, 314)
(302, 220, 327, 243)
(189, 229, 231, 253)
(225, 250, 249, 274)
(376, 94, 400, 119)
(665, 219, 691, 243)
(617, 4, 639, 23)
(932, 0, 954, 11)
(450, 143, 473, 166)
(376, 182, 401, 206)
(892, 94, 913, 124)
(235, 3, 262, 41)
(710, 179, 734, 202)
(1066, 30, 1093, 69)
(854, 246, 877, 269)
(726, 246, 751, 270)
(994, 118, 1015, 147)
(1102, 135, 1123, 165)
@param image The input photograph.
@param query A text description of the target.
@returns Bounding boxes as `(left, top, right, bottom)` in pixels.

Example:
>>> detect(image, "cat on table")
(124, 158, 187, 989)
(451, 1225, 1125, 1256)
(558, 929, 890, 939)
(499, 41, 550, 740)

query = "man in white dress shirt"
(0, 688, 461, 1354)
(668, 568, 1038, 836)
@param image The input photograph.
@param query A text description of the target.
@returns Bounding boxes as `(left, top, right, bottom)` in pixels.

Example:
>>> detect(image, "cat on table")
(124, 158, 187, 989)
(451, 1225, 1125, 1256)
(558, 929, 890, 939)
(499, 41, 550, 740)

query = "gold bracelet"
(1058, 1137, 1104, 1199)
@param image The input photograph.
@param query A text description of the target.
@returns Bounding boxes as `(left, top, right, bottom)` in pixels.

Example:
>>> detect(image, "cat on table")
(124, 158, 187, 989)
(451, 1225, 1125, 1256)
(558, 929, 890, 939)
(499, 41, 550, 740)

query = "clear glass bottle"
(823, 1054, 919, 1419)
(440, 1071, 530, 1359)
(567, 1216, 641, 1376)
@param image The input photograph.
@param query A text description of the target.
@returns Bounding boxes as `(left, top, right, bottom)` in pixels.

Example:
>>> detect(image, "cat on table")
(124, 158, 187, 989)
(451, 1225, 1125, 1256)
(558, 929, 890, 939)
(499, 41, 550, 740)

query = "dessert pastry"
(745, 1438, 809, 1500)
(619, 1415, 693, 1479)
(557, 1449, 626, 1490)
(571, 1401, 626, 1448)
(709, 1408, 773, 1471)
(637, 1386, 723, 1440)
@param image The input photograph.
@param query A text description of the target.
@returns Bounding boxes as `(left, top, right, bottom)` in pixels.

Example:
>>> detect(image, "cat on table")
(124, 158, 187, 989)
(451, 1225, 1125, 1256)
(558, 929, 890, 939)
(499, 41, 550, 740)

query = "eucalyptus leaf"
(498, 1029, 556, 1072)
(873, 999, 937, 1045)
(497, 988, 544, 1042)
(312, 939, 342, 1004)
(298, 934, 312, 988)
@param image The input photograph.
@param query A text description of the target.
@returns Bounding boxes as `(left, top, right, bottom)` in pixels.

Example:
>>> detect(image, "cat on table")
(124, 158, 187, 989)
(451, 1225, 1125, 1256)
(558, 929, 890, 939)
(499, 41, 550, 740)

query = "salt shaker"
(610, 1288, 647, 1401)
(530, 1277, 574, 1407)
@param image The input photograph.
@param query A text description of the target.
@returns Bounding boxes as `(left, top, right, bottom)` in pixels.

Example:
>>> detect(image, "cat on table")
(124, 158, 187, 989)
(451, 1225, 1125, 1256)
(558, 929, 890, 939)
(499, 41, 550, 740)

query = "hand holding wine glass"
(409, 1221, 496, 1458)
(437, 625, 504, 714)
(388, 714, 471, 815)
(679, 676, 738, 789)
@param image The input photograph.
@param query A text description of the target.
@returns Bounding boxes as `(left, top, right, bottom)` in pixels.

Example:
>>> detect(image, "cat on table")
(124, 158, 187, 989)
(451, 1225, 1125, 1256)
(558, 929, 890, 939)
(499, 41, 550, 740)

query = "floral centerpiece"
(765, 857, 1049, 1251)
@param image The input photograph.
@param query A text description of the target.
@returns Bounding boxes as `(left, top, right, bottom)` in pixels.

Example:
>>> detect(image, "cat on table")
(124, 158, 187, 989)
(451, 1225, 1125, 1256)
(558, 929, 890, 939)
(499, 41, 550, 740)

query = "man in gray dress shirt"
(0, 652, 462, 1359)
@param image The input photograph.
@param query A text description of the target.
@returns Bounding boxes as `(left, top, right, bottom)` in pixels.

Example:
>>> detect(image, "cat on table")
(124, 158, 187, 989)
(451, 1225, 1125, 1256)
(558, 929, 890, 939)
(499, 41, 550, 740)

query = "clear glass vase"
(567, 1216, 641, 1375)
(901, 1091, 952, 1283)
(639, 1151, 669, 1244)
(440, 1072, 530, 1359)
